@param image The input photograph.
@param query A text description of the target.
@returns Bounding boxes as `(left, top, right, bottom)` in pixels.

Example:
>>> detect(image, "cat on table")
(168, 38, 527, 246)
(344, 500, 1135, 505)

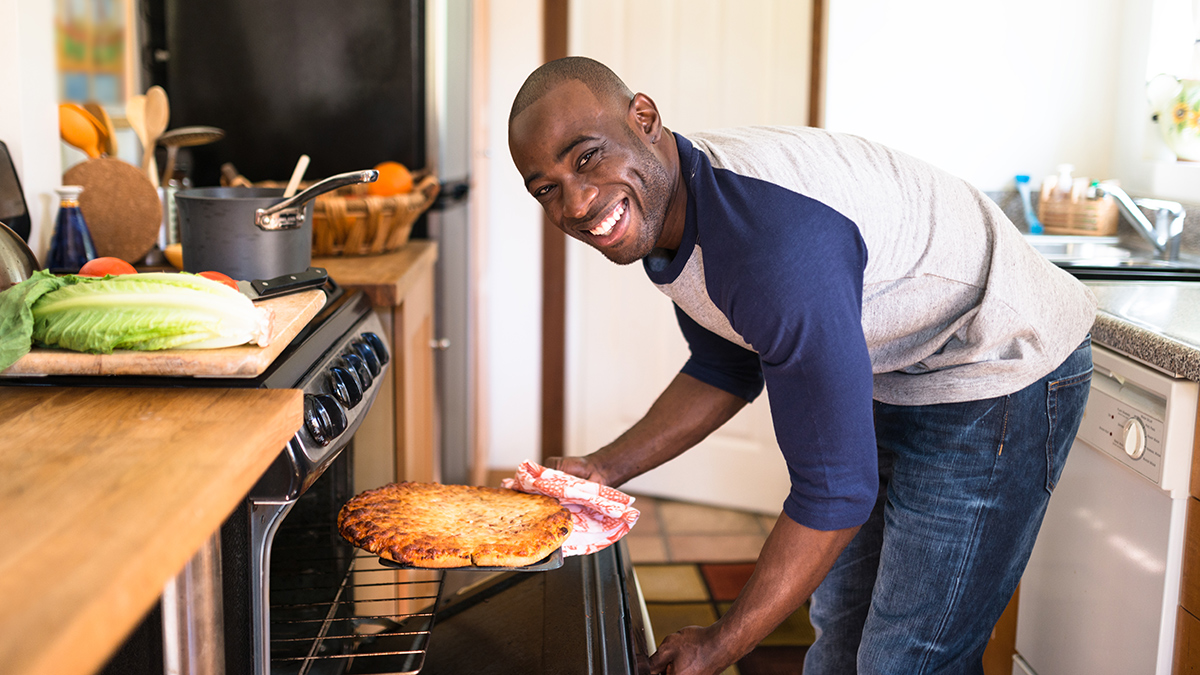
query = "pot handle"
(254, 169, 379, 231)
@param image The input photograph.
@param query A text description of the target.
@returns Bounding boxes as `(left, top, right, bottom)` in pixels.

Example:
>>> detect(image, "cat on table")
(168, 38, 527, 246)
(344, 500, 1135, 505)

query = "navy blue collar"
(643, 132, 702, 285)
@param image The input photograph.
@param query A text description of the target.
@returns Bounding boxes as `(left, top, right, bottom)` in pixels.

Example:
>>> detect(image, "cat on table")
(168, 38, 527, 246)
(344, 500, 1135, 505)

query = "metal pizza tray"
(376, 547, 564, 572)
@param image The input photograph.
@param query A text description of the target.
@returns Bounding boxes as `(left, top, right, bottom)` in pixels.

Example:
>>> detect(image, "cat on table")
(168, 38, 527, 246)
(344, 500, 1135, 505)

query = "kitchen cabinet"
(0, 387, 303, 675)
(314, 241, 439, 486)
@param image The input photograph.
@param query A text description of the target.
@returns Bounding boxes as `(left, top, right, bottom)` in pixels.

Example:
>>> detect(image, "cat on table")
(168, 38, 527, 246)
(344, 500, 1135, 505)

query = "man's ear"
(628, 93, 663, 143)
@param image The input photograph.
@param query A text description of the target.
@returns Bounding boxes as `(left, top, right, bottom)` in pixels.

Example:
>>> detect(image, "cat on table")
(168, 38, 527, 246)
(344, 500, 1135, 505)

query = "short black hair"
(509, 56, 634, 127)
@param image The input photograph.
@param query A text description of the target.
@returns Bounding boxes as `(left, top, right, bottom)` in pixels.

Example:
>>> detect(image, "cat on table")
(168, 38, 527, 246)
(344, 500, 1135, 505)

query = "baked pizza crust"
(337, 482, 573, 568)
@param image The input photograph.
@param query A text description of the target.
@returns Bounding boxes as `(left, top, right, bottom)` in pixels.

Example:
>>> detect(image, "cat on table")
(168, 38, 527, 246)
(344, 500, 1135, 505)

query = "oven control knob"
(361, 332, 390, 366)
(304, 394, 347, 446)
(343, 352, 374, 391)
(329, 366, 363, 408)
(350, 339, 383, 377)
(1122, 417, 1146, 460)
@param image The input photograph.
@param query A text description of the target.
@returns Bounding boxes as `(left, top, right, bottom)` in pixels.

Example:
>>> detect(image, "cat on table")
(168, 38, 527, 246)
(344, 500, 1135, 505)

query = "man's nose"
(562, 180, 598, 220)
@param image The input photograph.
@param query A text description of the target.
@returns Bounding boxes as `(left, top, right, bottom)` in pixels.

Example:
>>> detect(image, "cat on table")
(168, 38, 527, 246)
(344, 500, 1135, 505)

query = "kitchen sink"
(1023, 234, 1200, 282)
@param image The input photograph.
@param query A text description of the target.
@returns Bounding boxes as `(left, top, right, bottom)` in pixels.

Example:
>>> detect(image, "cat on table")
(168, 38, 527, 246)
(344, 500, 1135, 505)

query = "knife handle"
(249, 267, 329, 298)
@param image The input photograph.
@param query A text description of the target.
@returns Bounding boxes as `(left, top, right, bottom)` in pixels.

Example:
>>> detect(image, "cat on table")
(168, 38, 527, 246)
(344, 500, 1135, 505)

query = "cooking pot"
(176, 169, 376, 281)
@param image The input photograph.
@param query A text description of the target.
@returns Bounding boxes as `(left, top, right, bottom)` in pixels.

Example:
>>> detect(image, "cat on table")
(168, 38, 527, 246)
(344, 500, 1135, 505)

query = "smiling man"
(508, 57, 1097, 675)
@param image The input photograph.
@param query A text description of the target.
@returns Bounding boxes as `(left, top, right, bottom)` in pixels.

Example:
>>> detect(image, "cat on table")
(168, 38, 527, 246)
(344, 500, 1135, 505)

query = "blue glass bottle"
(47, 185, 96, 272)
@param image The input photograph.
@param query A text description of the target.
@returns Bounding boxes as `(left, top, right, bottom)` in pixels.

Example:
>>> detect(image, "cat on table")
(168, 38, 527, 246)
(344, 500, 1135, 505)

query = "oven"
(10, 282, 652, 675)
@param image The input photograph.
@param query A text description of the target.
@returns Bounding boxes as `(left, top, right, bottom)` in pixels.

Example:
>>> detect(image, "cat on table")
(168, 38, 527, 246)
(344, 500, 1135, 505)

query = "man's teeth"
(589, 201, 625, 237)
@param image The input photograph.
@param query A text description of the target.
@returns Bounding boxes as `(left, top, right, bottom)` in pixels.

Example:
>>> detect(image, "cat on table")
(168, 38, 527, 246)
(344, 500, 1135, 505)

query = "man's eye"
(579, 149, 598, 168)
(533, 185, 553, 198)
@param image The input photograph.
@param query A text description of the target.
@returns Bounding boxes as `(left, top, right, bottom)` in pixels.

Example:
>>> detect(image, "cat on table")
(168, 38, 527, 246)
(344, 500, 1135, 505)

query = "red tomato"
(198, 270, 239, 291)
(78, 257, 137, 277)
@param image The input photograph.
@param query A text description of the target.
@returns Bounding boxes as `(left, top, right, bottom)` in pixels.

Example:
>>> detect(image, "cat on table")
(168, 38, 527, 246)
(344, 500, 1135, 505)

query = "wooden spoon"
(283, 154, 311, 198)
(58, 103, 104, 159)
(83, 102, 117, 156)
(142, 86, 170, 188)
(126, 95, 148, 168)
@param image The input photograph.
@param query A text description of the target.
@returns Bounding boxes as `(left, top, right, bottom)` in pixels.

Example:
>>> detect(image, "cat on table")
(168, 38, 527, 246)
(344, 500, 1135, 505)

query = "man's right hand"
(545, 455, 610, 485)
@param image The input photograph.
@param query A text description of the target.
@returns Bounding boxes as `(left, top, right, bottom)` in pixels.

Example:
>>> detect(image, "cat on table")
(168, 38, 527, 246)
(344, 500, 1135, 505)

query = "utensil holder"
(1037, 179, 1119, 236)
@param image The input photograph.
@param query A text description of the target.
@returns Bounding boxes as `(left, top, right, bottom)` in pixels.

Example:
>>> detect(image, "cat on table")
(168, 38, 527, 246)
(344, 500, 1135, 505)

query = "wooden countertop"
(314, 240, 438, 307)
(0, 386, 303, 675)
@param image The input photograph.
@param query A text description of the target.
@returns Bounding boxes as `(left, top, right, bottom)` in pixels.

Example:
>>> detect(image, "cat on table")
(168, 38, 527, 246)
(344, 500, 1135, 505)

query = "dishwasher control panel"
(1077, 383, 1166, 486)
(1076, 345, 1198, 497)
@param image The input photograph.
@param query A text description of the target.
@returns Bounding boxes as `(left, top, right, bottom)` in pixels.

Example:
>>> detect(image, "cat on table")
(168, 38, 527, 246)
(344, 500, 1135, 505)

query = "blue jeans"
(804, 338, 1093, 674)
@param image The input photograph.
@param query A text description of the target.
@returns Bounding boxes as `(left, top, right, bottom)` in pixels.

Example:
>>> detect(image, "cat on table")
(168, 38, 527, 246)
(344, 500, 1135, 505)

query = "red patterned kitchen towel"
(502, 460, 640, 556)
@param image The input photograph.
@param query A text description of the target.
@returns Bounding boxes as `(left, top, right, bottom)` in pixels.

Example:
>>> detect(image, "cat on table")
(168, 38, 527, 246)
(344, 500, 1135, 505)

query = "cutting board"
(0, 289, 325, 378)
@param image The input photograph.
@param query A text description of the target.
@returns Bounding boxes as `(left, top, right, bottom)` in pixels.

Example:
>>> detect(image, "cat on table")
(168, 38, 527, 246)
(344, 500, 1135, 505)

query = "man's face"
(509, 81, 673, 265)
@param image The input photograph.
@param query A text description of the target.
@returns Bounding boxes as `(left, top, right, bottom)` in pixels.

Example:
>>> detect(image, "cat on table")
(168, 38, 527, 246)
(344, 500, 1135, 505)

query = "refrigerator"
(148, 0, 475, 483)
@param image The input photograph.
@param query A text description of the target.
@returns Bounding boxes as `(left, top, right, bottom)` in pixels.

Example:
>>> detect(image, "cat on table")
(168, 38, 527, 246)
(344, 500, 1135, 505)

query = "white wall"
(0, 0, 62, 259)
(824, 0, 1127, 192)
(482, 0, 546, 470)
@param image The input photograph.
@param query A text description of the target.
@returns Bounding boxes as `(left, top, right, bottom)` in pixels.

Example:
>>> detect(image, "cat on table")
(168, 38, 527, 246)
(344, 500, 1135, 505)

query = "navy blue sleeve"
(703, 172, 878, 532)
(673, 304, 765, 402)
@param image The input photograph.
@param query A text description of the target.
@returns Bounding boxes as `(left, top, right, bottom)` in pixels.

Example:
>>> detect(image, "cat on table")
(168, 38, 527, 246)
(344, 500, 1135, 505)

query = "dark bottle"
(47, 185, 96, 272)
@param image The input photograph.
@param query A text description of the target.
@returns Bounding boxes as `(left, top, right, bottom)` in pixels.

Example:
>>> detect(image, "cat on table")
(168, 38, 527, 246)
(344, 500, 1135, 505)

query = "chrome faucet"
(1087, 182, 1186, 261)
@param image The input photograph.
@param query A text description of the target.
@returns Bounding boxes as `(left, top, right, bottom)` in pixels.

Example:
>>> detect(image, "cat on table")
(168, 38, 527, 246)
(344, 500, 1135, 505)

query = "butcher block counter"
(0, 386, 303, 675)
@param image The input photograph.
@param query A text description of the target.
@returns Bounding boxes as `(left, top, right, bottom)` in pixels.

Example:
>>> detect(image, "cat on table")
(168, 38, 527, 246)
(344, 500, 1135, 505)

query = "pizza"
(337, 481, 573, 568)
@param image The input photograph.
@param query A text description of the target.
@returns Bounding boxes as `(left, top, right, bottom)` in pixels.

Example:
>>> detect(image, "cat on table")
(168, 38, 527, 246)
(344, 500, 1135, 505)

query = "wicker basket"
(312, 173, 440, 256)
(1036, 178, 1118, 236)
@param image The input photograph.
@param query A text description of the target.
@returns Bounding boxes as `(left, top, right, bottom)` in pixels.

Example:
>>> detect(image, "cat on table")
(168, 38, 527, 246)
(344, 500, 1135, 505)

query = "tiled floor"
(629, 494, 815, 675)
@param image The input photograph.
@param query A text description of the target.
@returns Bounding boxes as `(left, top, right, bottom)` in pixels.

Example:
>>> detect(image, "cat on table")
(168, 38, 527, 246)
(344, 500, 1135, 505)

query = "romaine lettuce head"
(0, 270, 272, 372)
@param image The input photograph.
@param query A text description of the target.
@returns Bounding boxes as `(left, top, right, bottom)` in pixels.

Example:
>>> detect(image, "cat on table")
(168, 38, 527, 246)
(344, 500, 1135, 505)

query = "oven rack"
(270, 539, 444, 674)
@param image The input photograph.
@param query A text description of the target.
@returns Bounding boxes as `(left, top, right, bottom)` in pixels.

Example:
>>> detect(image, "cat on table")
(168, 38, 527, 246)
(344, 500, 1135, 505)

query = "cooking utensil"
(377, 547, 565, 572)
(58, 103, 105, 159)
(0, 140, 32, 242)
(62, 157, 162, 263)
(0, 220, 40, 291)
(159, 126, 225, 185)
(83, 102, 117, 156)
(256, 169, 377, 230)
(126, 94, 148, 168)
(142, 86, 170, 188)
(283, 154, 310, 198)
(176, 170, 376, 281)
(236, 266, 328, 300)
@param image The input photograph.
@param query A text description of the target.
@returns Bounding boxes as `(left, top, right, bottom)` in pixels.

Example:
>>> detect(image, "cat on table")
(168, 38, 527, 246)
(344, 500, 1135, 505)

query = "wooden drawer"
(1185, 498, 1200, 616)
(1176, 606, 1200, 674)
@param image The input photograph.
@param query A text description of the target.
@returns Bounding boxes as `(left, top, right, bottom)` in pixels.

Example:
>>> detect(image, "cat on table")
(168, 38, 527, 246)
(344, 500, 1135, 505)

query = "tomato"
(368, 161, 413, 196)
(198, 270, 239, 291)
(78, 257, 137, 277)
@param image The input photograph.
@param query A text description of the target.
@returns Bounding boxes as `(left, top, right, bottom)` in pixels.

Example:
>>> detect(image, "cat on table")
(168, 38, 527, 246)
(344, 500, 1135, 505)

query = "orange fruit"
(369, 161, 413, 196)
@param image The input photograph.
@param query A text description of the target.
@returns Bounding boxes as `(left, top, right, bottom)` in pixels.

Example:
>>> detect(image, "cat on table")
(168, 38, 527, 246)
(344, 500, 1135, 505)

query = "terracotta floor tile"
(624, 534, 669, 563)
(660, 500, 765, 534)
(635, 564, 710, 602)
(701, 563, 757, 601)
(666, 534, 766, 563)
(645, 602, 719, 647)
(629, 494, 663, 534)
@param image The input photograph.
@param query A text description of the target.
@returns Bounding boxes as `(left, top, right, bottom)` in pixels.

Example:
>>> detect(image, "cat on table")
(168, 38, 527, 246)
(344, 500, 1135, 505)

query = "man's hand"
(545, 455, 609, 485)
(649, 624, 733, 675)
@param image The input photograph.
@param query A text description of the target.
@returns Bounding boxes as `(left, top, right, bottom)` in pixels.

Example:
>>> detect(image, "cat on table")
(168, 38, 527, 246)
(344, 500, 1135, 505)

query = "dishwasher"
(1013, 344, 1197, 675)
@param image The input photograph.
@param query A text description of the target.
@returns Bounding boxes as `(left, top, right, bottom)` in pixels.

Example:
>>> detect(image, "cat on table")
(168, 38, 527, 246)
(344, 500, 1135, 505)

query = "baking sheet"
(376, 547, 564, 573)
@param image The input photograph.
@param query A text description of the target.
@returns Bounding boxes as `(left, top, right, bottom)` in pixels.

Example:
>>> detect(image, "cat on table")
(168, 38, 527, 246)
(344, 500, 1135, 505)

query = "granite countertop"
(1087, 281, 1200, 379)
